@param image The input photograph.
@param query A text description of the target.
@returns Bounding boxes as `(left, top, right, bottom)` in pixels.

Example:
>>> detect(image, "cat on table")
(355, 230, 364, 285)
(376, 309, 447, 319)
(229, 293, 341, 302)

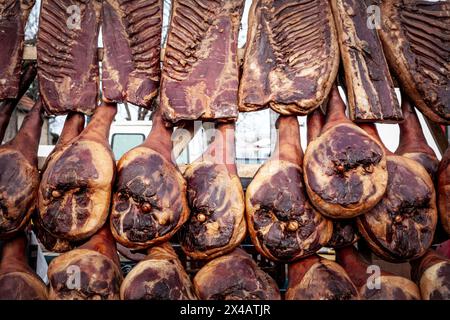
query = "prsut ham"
(110, 109, 189, 249)
(0, 62, 37, 143)
(0, 0, 35, 99)
(411, 249, 450, 300)
(245, 115, 332, 262)
(438, 147, 450, 236)
(47, 226, 122, 300)
(160, 0, 244, 123)
(395, 95, 439, 180)
(37, 0, 101, 115)
(120, 243, 198, 300)
(180, 122, 246, 260)
(0, 232, 48, 300)
(336, 246, 421, 300)
(0, 100, 43, 239)
(303, 85, 388, 219)
(239, 0, 339, 115)
(102, 0, 162, 108)
(378, 0, 450, 124)
(331, 0, 402, 122)
(38, 102, 117, 241)
(33, 112, 85, 253)
(286, 254, 360, 300)
(193, 248, 281, 300)
(357, 123, 437, 262)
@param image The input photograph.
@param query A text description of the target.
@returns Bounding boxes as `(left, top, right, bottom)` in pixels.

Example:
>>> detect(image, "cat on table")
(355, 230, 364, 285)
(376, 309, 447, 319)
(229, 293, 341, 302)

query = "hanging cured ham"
(336, 246, 421, 300)
(180, 122, 246, 260)
(303, 85, 388, 219)
(110, 109, 189, 249)
(245, 115, 332, 262)
(193, 249, 281, 300)
(160, 0, 244, 123)
(47, 226, 122, 300)
(286, 254, 360, 300)
(102, 0, 162, 108)
(0, 0, 35, 99)
(239, 0, 339, 115)
(0, 232, 48, 300)
(438, 147, 450, 236)
(0, 100, 43, 239)
(120, 243, 198, 300)
(38, 103, 117, 241)
(357, 124, 438, 262)
(37, 0, 101, 115)
(331, 0, 402, 122)
(379, 0, 450, 124)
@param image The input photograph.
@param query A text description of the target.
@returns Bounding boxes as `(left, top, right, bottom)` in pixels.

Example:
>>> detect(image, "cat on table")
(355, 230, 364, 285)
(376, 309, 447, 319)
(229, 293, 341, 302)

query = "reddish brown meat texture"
(193, 248, 281, 300)
(438, 147, 450, 236)
(160, 0, 244, 123)
(331, 0, 402, 123)
(326, 219, 359, 249)
(239, 0, 340, 115)
(102, 0, 162, 108)
(37, 0, 101, 115)
(0, 0, 35, 99)
(379, 0, 450, 124)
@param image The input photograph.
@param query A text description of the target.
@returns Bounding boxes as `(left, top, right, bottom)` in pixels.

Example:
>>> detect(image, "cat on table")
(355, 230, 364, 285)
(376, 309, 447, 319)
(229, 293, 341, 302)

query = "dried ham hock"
(0, 62, 37, 143)
(336, 246, 421, 300)
(37, 0, 101, 115)
(286, 254, 360, 300)
(110, 110, 189, 249)
(331, 0, 402, 122)
(160, 0, 244, 123)
(356, 124, 437, 262)
(180, 122, 246, 260)
(0, 232, 48, 300)
(239, 0, 340, 115)
(379, 0, 450, 124)
(48, 226, 122, 300)
(306, 108, 359, 249)
(0, 100, 43, 239)
(120, 243, 198, 300)
(246, 115, 332, 262)
(38, 103, 117, 241)
(396, 95, 440, 180)
(33, 112, 85, 252)
(303, 85, 388, 219)
(411, 249, 450, 300)
(102, 0, 162, 108)
(0, 0, 35, 99)
(438, 147, 450, 236)
(193, 248, 281, 300)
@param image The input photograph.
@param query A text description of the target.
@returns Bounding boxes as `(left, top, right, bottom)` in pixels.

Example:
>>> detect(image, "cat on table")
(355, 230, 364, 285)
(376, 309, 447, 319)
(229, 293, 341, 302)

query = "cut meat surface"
(160, 0, 244, 123)
(379, 0, 450, 124)
(331, 0, 402, 122)
(37, 0, 101, 115)
(239, 0, 339, 115)
(102, 0, 162, 108)
(0, 0, 35, 99)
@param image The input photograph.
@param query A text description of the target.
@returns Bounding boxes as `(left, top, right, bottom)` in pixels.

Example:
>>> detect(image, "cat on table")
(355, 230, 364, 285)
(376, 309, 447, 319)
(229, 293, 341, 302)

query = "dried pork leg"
(160, 0, 244, 123)
(37, 0, 101, 115)
(102, 0, 162, 108)
(0, 0, 35, 99)
(331, 0, 402, 122)
(239, 0, 339, 115)
(379, 0, 450, 124)
(438, 147, 450, 236)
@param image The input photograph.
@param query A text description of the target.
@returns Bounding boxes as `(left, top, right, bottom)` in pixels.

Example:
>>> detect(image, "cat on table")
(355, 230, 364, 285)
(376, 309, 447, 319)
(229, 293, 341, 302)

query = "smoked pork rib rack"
(0, 0, 35, 99)
(37, 0, 101, 115)
(379, 0, 450, 124)
(239, 0, 339, 115)
(160, 0, 244, 123)
(102, 0, 162, 108)
(331, 0, 402, 122)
